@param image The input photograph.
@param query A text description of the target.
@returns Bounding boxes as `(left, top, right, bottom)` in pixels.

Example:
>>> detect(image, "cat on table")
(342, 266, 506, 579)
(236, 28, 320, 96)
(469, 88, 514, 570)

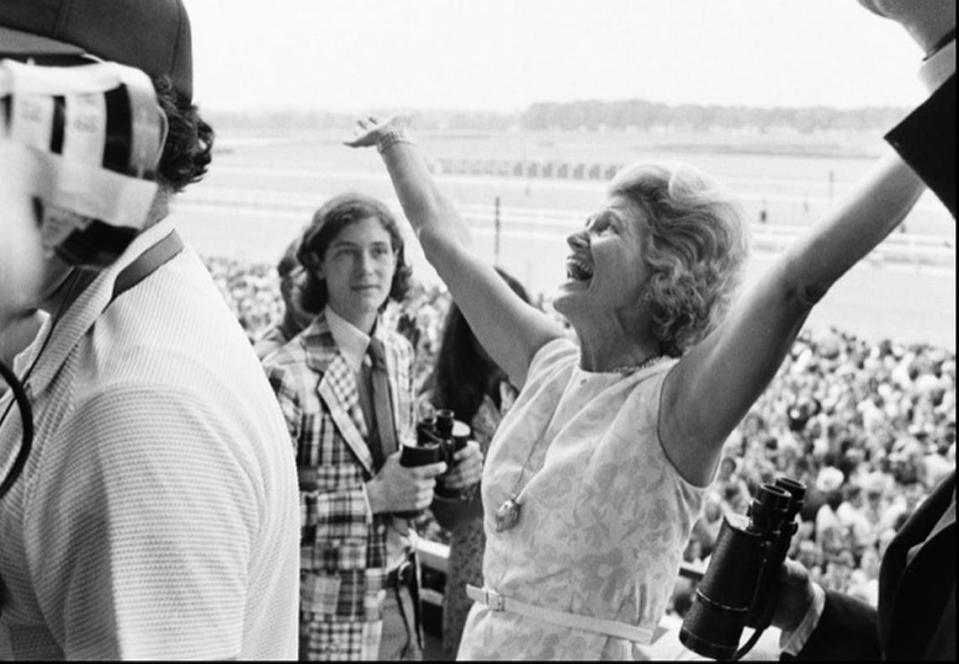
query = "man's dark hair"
(152, 75, 213, 193)
(296, 193, 412, 314)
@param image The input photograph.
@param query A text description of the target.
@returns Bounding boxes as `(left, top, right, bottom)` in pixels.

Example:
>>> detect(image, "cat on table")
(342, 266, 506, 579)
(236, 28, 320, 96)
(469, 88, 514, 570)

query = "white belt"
(466, 584, 654, 645)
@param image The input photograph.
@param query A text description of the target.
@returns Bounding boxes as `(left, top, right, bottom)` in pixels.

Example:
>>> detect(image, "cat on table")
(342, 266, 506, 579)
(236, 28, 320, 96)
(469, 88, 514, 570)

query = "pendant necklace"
(493, 492, 524, 532)
(493, 437, 540, 532)
(493, 354, 665, 533)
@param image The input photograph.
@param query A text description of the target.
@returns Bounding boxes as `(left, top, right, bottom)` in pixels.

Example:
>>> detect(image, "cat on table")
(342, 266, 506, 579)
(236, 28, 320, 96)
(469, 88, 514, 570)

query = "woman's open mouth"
(565, 255, 593, 281)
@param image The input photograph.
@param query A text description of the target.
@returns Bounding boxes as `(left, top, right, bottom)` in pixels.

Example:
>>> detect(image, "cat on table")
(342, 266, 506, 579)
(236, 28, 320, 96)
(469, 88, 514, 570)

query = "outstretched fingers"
(343, 116, 382, 148)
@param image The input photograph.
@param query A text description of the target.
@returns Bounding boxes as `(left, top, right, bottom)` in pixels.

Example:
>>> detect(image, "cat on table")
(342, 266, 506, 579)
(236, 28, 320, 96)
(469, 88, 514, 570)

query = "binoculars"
(679, 476, 806, 661)
(396, 408, 471, 518)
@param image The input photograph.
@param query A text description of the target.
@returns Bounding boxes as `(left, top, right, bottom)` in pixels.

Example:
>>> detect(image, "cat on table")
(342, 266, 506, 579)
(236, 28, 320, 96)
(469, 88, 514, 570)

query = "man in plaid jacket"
(264, 193, 483, 660)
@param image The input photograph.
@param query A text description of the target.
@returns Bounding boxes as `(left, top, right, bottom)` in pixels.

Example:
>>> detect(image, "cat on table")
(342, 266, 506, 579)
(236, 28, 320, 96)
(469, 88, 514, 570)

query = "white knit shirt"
(0, 219, 300, 660)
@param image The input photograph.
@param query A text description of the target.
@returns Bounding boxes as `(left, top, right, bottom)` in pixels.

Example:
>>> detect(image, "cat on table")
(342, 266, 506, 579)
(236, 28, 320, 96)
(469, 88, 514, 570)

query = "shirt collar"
(323, 305, 376, 373)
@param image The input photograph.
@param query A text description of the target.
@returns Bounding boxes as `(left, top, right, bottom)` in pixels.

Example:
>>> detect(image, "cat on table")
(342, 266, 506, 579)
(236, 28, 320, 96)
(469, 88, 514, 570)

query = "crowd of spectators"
(673, 326, 956, 616)
(202, 253, 956, 614)
(204, 256, 284, 336)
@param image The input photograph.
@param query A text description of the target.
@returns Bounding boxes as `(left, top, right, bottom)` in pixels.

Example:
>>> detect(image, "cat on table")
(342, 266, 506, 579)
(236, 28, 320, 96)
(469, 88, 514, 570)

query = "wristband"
(377, 129, 415, 154)
(779, 582, 826, 656)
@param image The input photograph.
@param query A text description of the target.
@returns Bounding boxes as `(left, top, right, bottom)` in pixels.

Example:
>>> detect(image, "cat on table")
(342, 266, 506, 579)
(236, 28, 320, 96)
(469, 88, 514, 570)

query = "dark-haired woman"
(346, 115, 925, 659)
(262, 192, 484, 660)
(254, 237, 313, 360)
(424, 268, 531, 659)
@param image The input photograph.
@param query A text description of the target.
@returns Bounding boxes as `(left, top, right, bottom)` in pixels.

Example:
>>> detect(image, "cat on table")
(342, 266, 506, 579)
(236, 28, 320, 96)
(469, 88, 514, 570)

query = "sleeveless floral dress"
(456, 338, 706, 660)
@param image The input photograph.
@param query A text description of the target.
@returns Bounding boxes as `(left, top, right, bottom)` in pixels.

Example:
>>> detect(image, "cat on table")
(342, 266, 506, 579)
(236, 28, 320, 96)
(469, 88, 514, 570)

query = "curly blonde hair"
(609, 161, 748, 357)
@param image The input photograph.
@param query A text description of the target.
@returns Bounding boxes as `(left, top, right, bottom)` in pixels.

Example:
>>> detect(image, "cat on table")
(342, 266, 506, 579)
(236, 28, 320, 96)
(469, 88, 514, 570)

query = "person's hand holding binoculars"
(366, 452, 446, 514)
(437, 440, 484, 491)
(771, 558, 819, 633)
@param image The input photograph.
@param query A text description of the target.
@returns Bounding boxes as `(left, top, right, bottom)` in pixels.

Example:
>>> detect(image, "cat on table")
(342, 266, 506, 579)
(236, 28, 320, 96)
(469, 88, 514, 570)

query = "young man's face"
(317, 216, 397, 330)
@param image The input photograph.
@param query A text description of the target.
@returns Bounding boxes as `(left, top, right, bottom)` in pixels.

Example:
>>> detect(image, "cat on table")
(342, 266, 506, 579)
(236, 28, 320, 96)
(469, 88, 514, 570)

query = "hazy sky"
(186, 0, 929, 112)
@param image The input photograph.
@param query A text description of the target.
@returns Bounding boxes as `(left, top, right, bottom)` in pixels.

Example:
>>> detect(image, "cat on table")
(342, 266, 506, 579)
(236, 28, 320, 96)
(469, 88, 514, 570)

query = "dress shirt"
(324, 305, 412, 571)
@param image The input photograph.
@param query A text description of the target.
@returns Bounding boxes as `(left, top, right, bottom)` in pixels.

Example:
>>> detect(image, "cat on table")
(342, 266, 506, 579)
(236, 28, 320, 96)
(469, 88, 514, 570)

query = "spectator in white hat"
(0, 1, 300, 659)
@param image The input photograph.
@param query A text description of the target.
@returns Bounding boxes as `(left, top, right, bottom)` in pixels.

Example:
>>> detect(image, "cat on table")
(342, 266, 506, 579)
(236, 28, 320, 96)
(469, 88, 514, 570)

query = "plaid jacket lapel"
(303, 313, 375, 475)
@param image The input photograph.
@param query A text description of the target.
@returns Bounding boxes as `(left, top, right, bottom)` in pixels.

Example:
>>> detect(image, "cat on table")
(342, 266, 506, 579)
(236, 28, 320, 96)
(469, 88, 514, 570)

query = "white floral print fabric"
(457, 338, 707, 660)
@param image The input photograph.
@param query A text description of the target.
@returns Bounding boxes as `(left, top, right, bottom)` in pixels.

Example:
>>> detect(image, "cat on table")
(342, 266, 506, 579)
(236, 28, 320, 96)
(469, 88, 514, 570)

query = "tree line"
(519, 100, 907, 133)
(207, 99, 909, 133)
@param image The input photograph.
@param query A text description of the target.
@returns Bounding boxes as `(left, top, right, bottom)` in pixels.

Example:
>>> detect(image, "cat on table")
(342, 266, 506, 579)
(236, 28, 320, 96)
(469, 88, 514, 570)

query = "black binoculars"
(679, 476, 806, 661)
(396, 409, 471, 518)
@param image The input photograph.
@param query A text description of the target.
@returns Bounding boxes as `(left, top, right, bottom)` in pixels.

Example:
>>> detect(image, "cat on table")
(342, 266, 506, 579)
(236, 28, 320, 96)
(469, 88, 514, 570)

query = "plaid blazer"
(263, 311, 415, 660)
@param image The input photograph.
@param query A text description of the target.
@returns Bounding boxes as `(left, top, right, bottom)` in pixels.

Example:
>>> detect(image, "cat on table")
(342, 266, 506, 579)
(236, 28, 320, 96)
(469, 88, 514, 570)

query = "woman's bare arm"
(347, 117, 564, 388)
(660, 149, 925, 486)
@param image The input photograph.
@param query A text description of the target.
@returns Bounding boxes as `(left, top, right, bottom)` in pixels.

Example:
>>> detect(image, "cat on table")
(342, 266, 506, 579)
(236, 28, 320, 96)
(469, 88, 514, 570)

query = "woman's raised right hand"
(343, 114, 412, 149)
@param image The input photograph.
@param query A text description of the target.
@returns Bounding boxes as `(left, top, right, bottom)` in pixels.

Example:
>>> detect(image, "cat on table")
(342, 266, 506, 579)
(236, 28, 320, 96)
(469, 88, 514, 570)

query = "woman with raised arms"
(346, 116, 924, 659)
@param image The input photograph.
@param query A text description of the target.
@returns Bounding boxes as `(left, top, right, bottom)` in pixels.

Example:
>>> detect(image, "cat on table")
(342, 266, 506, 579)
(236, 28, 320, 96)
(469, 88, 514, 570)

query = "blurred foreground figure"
(771, 1, 955, 660)
(0, 1, 299, 659)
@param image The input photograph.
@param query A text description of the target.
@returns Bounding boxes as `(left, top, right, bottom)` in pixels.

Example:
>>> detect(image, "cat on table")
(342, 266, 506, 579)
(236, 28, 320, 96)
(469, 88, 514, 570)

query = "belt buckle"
(485, 589, 506, 612)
